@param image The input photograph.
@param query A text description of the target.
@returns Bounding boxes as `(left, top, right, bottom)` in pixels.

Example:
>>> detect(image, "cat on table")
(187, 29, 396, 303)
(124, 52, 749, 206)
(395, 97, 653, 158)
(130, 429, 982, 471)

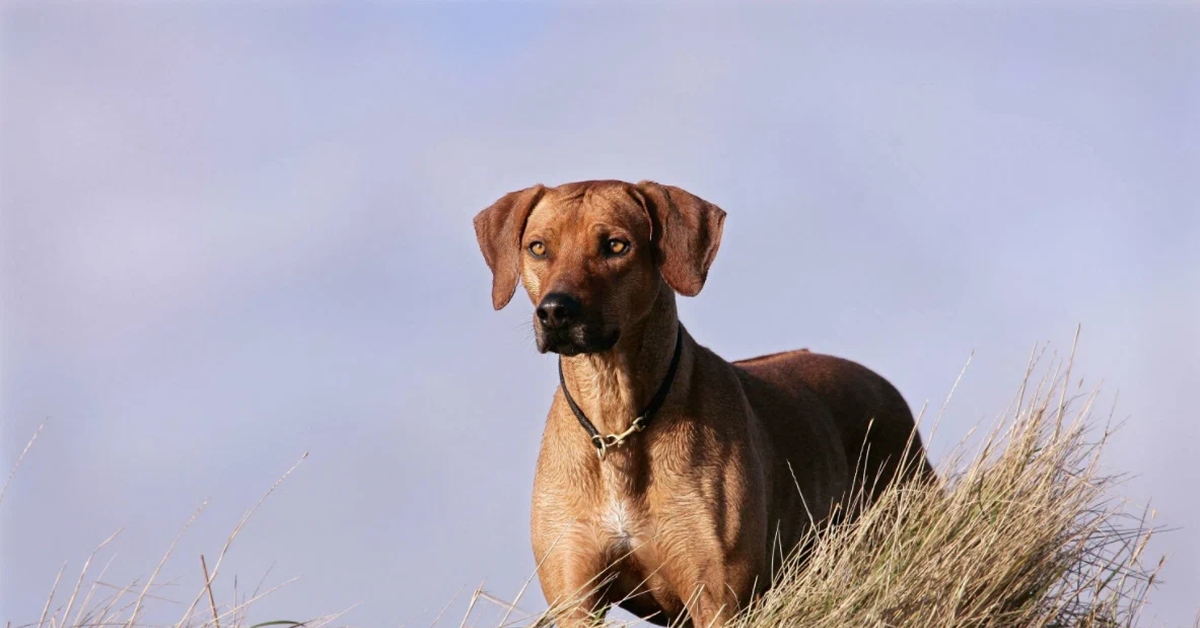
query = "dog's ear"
(633, 181, 727, 297)
(473, 184, 547, 310)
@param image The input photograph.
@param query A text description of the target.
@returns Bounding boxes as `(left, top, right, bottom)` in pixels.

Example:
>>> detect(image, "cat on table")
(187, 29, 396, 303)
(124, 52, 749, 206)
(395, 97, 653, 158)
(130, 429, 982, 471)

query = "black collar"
(557, 324, 685, 460)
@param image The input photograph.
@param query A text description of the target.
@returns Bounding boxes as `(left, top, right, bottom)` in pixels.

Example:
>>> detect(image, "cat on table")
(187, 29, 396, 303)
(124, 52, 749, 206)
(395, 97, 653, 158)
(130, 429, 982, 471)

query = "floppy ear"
(633, 181, 727, 297)
(473, 184, 547, 310)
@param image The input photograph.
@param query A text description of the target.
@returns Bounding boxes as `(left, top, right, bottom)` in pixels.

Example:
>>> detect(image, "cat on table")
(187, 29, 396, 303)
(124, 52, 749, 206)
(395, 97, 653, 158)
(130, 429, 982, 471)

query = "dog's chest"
(596, 462, 646, 551)
(600, 494, 636, 547)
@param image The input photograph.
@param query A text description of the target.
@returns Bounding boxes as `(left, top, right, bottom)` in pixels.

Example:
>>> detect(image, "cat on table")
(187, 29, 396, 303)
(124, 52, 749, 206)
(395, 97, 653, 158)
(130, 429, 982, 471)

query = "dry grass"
(4, 341, 1176, 628)
(725, 346, 1163, 628)
(2, 447, 352, 628)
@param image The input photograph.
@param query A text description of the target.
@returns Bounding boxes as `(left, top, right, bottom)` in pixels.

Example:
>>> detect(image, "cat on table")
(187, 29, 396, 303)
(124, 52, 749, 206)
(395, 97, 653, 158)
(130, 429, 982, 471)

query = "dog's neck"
(559, 287, 684, 439)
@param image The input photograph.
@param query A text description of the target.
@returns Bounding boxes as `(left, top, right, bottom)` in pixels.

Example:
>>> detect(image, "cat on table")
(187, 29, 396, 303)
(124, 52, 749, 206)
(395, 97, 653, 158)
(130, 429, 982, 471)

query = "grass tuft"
(725, 347, 1162, 628)
(2, 448, 352, 628)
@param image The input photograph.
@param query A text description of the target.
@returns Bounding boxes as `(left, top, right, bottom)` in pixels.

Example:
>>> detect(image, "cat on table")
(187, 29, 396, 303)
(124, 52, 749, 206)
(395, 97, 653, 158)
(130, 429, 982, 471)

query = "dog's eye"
(606, 239, 629, 255)
(529, 241, 547, 258)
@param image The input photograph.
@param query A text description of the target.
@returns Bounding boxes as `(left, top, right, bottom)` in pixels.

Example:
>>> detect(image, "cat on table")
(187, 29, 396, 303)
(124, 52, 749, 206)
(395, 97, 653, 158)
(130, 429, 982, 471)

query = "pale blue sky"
(2, 3, 1197, 626)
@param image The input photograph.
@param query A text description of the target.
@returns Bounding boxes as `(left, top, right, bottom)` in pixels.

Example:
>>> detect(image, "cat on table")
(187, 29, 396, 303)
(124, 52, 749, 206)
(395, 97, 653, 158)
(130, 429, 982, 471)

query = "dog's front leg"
(654, 496, 767, 627)
(534, 532, 613, 628)
(667, 569, 748, 628)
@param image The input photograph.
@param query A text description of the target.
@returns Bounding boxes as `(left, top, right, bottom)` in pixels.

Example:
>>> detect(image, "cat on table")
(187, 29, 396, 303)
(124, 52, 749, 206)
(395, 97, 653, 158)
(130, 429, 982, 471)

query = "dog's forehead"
(527, 181, 647, 235)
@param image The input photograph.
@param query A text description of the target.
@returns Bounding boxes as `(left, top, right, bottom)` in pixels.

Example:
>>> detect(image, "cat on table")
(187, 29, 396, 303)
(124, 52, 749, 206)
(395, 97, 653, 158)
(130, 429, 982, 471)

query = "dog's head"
(473, 180, 726, 356)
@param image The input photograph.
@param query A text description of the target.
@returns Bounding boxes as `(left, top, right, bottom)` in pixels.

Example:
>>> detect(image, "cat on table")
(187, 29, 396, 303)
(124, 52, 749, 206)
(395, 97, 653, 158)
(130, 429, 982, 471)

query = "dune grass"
(720, 347, 1163, 628)
(1, 445, 348, 628)
(3, 342, 1176, 627)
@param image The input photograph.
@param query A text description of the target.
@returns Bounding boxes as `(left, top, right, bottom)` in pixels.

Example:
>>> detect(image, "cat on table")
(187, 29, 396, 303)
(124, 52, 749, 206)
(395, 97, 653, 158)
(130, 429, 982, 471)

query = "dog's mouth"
(536, 324, 620, 356)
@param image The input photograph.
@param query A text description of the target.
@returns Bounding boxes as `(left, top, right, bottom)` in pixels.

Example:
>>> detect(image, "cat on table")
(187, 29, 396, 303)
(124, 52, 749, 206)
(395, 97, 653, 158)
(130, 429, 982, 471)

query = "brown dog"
(473, 180, 935, 627)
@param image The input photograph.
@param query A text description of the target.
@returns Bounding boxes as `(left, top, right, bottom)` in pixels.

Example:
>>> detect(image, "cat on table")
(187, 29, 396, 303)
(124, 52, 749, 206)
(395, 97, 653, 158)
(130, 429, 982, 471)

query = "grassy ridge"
(724, 351, 1161, 628)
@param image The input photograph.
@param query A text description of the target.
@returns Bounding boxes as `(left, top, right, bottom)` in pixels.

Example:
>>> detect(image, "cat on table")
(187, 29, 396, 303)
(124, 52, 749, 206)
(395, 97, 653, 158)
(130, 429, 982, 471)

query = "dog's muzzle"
(535, 292, 618, 355)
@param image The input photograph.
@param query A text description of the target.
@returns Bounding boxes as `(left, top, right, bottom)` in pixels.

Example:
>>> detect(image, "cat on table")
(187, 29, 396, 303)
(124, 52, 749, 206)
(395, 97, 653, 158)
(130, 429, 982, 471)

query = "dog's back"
(734, 349, 936, 507)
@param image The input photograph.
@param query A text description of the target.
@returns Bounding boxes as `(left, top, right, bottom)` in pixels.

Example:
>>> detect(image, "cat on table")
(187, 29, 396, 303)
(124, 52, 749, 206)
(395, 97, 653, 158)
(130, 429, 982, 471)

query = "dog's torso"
(530, 333, 923, 625)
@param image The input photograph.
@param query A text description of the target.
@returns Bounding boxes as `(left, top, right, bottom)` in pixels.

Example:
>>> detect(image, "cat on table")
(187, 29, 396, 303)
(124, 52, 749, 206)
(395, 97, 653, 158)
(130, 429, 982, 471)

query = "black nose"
(537, 293, 582, 329)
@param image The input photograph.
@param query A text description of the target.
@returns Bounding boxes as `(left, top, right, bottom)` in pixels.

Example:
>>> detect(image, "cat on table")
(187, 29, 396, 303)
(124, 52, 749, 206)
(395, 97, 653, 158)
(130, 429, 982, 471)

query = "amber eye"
(606, 239, 629, 255)
(528, 241, 547, 257)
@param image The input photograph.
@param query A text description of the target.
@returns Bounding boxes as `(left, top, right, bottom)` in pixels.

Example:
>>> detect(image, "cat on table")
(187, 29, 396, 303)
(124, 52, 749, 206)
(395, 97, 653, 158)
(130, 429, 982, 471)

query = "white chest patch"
(599, 480, 638, 550)
(601, 498, 632, 539)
